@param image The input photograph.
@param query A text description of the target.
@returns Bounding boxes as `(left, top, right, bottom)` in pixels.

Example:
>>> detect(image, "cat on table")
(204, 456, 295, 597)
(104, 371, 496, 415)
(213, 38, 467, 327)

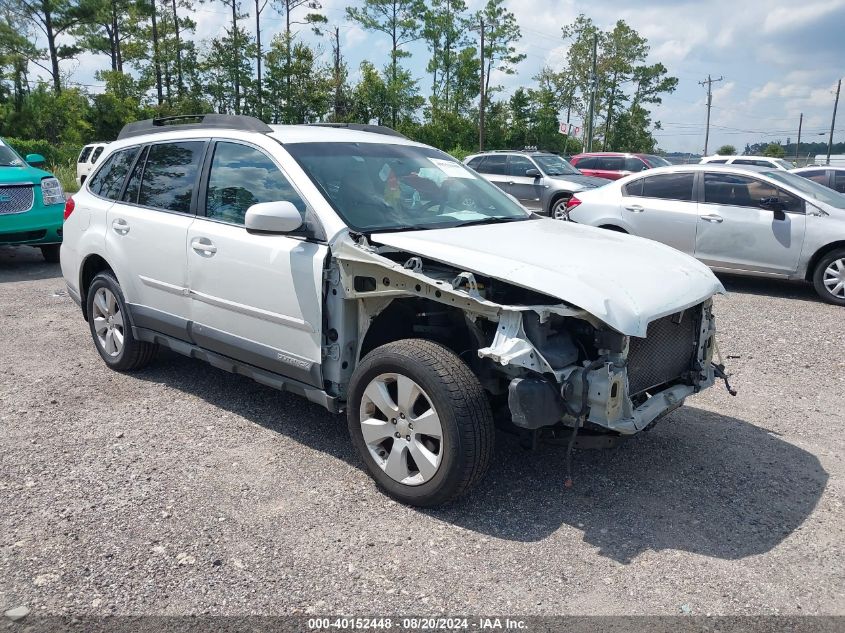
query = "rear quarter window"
(78, 146, 93, 163)
(87, 147, 140, 200)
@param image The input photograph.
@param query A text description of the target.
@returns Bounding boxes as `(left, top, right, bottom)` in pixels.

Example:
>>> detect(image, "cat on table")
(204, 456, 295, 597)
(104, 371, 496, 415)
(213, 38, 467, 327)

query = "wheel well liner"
(806, 241, 845, 281)
(79, 254, 113, 320)
(599, 224, 628, 233)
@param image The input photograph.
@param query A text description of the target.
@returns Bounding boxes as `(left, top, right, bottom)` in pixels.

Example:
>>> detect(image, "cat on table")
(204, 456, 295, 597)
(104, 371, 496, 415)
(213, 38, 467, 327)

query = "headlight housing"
(41, 177, 65, 206)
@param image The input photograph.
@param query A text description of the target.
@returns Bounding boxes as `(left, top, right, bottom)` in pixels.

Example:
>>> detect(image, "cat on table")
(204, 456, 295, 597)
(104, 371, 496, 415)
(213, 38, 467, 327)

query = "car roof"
(573, 151, 648, 157)
(792, 165, 845, 172)
(268, 125, 425, 147)
(614, 163, 771, 177)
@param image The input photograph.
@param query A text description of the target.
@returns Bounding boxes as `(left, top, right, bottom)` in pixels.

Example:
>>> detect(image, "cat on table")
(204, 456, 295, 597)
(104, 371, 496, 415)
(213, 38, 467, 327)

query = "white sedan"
(562, 164, 845, 305)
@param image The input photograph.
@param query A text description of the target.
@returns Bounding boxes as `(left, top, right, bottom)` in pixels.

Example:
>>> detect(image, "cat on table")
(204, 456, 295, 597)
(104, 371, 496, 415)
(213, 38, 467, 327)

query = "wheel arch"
(78, 253, 115, 320)
(805, 240, 845, 281)
(598, 224, 628, 233)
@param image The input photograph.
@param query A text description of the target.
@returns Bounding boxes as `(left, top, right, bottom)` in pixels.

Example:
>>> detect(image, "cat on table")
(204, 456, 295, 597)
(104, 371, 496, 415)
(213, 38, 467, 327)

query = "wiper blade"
(450, 216, 526, 228)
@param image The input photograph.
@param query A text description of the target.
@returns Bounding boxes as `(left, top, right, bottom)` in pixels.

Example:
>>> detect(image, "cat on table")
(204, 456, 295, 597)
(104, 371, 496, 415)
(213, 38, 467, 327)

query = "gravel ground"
(1, 243, 843, 618)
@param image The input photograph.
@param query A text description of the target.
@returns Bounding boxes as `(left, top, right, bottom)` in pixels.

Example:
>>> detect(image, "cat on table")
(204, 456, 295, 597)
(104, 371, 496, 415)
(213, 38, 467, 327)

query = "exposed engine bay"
(323, 233, 720, 436)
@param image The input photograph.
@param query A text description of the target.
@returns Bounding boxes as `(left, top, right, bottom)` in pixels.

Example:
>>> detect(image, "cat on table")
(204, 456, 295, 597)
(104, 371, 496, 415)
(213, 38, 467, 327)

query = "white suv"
(699, 155, 795, 170)
(61, 114, 727, 506)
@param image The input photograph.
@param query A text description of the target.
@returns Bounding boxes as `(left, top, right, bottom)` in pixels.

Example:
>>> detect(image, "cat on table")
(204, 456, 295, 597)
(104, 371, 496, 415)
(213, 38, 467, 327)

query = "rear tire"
(347, 339, 494, 506)
(86, 271, 158, 371)
(40, 244, 60, 263)
(812, 248, 845, 306)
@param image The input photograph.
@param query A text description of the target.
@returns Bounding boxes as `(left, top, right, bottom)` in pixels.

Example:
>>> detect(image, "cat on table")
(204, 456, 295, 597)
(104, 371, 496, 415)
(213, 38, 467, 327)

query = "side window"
(707, 159, 728, 164)
(597, 156, 624, 171)
(576, 156, 595, 169)
(87, 147, 140, 200)
(91, 146, 105, 164)
(508, 155, 535, 177)
(466, 156, 484, 169)
(834, 171, 845, 193)
(623, 178, 644, 197)
(122, 146, 148, 204)
(639, 172, 695, 201)
(205, 141, 306, 225)
(138, 141, 205, 213)
(704, 173, 803, 212)
(477, 154, 507, 175)
(78, 146, 92, 163)
(799, 169, 828, 185)
(624, 157, 647, 172)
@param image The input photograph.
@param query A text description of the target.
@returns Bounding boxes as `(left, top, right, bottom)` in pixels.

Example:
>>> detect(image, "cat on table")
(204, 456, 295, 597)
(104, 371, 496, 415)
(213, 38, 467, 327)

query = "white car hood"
(372, 218, 724, 337)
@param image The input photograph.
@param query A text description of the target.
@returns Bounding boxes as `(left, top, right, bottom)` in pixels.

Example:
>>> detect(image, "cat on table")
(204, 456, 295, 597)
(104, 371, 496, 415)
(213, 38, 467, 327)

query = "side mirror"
(26, 153, 46, 167)
(244, 200, 303, 234)
(760, 197, 787, 221)
(525, 168, 541, 178)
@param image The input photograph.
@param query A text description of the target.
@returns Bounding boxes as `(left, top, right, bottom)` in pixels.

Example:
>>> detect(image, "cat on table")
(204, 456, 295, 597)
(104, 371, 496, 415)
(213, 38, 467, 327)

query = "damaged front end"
(326, 232, 721, 437)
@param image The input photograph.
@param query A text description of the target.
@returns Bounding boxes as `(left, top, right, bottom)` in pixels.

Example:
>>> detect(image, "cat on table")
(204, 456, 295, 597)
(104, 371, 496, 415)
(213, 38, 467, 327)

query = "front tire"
(347, 339, 494, 506)
(551, 196, 570, 220)
(86, 271, 158, 371)
(40, 244, 60, 263)
(812, 248, 845, 306)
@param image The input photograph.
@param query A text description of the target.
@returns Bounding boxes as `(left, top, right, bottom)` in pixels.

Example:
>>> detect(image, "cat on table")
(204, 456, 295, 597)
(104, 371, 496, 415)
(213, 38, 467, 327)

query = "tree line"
(0, 0, 678, 161)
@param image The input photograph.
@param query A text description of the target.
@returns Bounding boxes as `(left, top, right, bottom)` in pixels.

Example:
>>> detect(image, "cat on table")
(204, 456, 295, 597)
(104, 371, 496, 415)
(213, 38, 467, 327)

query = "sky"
(38, 0, 845, 155)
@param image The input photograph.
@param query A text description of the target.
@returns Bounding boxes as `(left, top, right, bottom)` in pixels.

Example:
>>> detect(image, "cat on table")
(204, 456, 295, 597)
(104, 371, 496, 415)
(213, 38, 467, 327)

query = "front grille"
(0, 185, 35, 215)
(0, 229, 46, 243)
(627, 307, 700, 395)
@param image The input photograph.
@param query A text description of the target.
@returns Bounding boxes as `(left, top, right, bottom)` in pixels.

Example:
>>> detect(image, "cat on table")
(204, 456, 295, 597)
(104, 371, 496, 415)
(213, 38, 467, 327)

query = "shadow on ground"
(133, 349, 828, 565)
(0, 245, 62, 283)
(716, 272, 820, 302)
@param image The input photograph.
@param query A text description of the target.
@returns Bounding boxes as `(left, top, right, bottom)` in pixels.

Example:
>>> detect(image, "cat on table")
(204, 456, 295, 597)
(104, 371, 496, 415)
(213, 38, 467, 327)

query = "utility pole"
(332, 26, 342, 121)
(586, 32, 597, 152)
(827, 78, 841, 165)
(478, 17, 485, 151)
(795, 112, 803, 163)
(699, 74, 723, 156)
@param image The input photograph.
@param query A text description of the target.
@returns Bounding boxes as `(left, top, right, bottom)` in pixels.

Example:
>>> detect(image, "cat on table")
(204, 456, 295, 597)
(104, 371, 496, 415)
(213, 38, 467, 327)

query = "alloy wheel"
(91, 287, 125, 357)
(823, 257, 845, 299)
(359, 373, 444, 486)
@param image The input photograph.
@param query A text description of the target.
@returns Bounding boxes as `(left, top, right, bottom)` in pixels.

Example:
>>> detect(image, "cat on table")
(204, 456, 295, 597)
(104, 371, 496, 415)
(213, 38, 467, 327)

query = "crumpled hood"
(547, 174, 610, 189)
(372, 218, 724, 337)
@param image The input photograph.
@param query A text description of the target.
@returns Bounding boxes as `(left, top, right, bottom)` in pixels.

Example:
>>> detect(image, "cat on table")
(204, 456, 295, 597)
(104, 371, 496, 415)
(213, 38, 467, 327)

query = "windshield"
(644, 155, 672, 167)
(764, 170, 845, 209)
(0, 142, 23, 167)
(286, 142, 530, 232)
(533, 154, 580, 176)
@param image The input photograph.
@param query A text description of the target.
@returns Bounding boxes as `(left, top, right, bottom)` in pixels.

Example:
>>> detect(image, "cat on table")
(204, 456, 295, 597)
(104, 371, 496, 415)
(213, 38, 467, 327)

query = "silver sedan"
(564, 164, 845, 305)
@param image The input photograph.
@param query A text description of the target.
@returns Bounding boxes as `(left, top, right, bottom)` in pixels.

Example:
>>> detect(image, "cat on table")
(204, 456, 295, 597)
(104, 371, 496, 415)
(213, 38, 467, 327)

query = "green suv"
(0, 138, 66, 262)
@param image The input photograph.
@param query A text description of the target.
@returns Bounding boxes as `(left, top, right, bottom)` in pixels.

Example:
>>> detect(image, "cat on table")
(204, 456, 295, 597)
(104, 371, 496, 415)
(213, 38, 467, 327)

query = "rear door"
(186, 139, 328, 386)
(593, 156, 627, 180)
(620, 171, 698, 254)
(105, 139, 207, 338)
(473, 155, 510, 193)
(694, 171, 806, 275)
(506, 154, 543, 211)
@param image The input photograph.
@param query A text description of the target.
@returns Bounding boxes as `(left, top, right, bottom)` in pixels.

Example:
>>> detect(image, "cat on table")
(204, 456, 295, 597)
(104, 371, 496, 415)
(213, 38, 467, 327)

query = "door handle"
(701, 214, 724, 223)
(624, 205, 644, 213)
(507, 181, 515, 186)
(191, 237, 217, 256)
(112, 218, 129, 235)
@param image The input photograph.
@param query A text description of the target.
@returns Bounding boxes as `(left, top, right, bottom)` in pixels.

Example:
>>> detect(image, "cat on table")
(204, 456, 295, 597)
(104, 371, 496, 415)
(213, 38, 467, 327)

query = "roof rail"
(117, 114, 273, 140)
(306, 122, 408, 139)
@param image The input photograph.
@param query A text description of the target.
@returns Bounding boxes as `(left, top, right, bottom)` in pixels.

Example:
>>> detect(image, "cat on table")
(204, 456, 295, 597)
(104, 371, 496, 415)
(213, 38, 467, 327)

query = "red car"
(570, 152, 671, 180)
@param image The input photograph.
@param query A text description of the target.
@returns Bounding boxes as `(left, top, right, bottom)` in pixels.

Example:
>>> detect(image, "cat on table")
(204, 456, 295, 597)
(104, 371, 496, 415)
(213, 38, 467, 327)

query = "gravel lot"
(1, 243, 843, 618)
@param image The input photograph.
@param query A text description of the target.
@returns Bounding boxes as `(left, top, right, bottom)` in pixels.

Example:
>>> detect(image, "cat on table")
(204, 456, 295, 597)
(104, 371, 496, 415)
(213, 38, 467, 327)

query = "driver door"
(694, 172, 806, 275)
(186, 139, 328, 386)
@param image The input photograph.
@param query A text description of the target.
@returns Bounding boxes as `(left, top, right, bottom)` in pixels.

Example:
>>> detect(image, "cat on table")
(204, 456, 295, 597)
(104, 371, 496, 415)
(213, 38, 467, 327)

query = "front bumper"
(0, 202, 64, 245)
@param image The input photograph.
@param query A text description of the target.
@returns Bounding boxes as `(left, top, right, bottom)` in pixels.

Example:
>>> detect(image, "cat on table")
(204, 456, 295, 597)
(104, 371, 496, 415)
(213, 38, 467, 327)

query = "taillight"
(565, 195, 582, 210)
(63, 196, 75, 221)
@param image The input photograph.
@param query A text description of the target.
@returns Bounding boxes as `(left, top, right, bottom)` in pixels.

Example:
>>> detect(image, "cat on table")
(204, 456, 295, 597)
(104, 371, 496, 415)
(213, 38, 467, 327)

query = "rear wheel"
(551, 196, 571, 220)
(86, 271, 158, 371)
(40, 244, 60, 263)
(347, 339, 494, 506)
(813, 248, 845, 306)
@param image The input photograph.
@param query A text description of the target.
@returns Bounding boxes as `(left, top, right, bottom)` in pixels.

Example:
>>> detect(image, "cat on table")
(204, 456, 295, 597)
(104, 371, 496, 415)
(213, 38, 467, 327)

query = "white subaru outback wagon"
(61, 114, 727, 506)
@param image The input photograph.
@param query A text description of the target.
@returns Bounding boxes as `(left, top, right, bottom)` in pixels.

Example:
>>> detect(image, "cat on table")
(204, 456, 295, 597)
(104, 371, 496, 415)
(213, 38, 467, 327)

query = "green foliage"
(762, 142, 786, 158)
(2, 137, 79, 167)
(716, 144, 737, 155)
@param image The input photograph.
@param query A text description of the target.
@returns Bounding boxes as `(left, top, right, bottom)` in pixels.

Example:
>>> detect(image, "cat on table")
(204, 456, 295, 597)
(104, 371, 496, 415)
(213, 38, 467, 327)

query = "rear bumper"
(0, 203, 64, 245)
